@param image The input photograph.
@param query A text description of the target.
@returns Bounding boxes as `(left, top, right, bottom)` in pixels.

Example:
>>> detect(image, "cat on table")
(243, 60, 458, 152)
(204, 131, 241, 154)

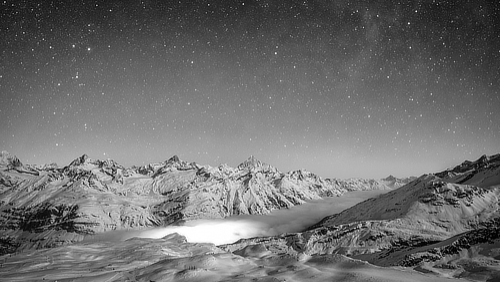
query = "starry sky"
(1, 0, 499, 179)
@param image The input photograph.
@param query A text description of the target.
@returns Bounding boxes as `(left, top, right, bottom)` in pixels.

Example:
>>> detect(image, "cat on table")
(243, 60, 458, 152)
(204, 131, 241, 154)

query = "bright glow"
(139, 219, 265, 245)
(89, 190, 388, 245)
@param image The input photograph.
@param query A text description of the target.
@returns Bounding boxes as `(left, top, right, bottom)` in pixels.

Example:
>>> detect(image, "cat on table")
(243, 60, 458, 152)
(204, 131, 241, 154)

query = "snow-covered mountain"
(223, 154, 500, 280)
(0, 151, 410, 254)
(313, 174, 499, 233)
(2, 152, 500, 281)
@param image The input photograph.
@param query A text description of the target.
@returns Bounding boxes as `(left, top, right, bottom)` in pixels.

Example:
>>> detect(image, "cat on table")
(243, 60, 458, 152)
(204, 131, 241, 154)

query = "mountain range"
(0, 151, 412, 254)
(223, 153, 500, 280)
(1, 151, 499, 281)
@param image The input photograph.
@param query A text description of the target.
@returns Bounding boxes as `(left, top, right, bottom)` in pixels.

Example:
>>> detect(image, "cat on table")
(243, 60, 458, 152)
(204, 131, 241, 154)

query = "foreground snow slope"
(0, 233, 459, 282)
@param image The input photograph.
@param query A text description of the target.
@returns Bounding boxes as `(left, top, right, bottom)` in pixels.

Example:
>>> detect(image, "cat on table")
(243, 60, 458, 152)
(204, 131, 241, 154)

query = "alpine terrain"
(1, 151, 499, 281)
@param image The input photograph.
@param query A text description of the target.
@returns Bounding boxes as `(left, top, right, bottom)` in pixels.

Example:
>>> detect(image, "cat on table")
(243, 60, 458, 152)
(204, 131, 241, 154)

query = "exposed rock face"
(0, 153, 410, 254)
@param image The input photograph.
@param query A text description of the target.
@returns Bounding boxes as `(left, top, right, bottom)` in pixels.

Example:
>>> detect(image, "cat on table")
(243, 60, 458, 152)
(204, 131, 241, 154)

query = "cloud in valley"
(96, 190, 387, 245)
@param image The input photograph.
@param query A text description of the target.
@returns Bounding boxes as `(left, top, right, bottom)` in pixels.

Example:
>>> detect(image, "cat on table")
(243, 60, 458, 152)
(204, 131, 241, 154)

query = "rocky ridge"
(436, 153, 500, 187)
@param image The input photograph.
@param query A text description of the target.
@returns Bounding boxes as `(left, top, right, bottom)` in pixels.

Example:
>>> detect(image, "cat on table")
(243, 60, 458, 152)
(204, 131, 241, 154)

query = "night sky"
(1, 0, 499, 179)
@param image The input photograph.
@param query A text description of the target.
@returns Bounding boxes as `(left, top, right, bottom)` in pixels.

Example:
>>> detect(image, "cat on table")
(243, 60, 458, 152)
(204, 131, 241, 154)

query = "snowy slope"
(0, 232, 460, 282)
(314, 174, 500, 234)
(221, 154, 500, 280)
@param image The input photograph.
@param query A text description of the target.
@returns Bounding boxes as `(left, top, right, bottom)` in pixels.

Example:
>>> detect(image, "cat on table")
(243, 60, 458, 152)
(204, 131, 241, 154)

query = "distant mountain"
(0, 151, 411, 254)
(222, 154, 500, 280)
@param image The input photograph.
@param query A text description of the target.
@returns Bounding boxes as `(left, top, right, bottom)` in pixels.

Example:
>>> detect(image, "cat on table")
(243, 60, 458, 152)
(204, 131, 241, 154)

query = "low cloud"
(93, 190, 387, 245)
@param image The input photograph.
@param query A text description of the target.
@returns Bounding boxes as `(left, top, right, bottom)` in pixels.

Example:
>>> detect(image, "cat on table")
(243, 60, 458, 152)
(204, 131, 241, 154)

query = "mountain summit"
(67, 153, 91, 167)
(237, 155, 265, 170)
(0, 151, 22, 168)
(166, 155, 180, 165)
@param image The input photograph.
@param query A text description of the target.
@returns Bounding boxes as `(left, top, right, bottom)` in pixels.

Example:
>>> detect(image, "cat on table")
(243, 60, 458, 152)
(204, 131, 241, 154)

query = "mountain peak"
(68, 154, 90, 167)
(237, 155, 264, 170)
(0, 151, 22, 168)
(382, 175, 397, 182)
(166, 155, 181, 165)
(476, 154, 490, 164)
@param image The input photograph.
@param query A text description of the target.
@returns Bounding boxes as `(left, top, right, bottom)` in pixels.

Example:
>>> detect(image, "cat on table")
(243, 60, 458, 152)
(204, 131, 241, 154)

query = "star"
(0, 0, 498, 178)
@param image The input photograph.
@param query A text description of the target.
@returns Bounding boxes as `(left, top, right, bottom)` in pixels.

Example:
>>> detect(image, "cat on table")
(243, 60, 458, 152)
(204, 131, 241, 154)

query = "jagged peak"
(68, 154, 91, 167)
(464, 153, 500, 167)
(97, 158, 123, 170)
(475, 154, 489, 164)
(285, 169, 322, 182)
(166, 155, 181, 165)
(383, 175, 396, 181)
(237, 155, 264, 170)
(164, 155, 196, 169)
(288, 169, 314, 177)
(435, 153, 500, 180)
(0, 151, 22, 167)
